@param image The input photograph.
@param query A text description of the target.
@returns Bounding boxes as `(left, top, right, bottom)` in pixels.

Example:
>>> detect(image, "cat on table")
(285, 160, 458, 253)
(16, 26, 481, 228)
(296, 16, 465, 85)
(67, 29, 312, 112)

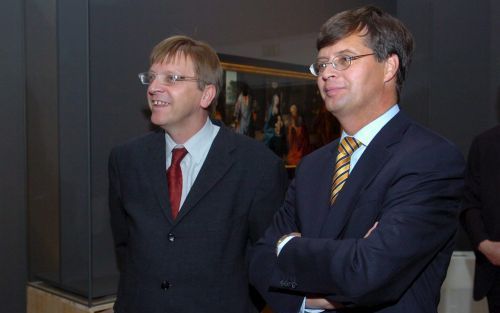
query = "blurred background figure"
(233, 82, 253, 136)
(263, 94, 286, 158)
(286, 104, 310, 165)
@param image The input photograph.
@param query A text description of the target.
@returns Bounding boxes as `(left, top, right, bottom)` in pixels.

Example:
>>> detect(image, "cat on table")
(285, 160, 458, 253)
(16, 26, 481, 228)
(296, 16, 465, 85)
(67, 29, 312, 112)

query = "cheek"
(316, 79, 325, 96)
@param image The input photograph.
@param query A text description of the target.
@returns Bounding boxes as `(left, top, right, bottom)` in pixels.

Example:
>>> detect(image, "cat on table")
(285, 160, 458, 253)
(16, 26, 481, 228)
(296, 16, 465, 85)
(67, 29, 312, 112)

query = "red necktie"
(167, 147, 188, 219)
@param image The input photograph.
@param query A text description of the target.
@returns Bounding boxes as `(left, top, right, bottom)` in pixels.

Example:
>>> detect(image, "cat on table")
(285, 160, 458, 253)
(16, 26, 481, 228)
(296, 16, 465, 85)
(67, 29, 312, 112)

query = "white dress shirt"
(165, 118, 220, 210)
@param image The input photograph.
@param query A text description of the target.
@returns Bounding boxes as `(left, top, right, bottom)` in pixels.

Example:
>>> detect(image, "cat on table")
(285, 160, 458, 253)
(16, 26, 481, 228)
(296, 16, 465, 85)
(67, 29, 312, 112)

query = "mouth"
(150, 99, 170, 107)
(324, 86, 344, 96)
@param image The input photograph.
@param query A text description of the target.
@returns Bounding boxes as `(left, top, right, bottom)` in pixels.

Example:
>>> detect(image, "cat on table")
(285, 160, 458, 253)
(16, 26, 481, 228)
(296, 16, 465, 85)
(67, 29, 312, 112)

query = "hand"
(364, 221, 379, 238)
(478, 240, 500, 266)
(306, 296, 344, 310)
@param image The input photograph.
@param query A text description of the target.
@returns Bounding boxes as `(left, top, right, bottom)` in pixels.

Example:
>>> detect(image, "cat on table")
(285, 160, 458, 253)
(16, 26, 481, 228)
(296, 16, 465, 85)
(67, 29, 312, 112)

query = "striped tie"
(330, 136, 362, 204)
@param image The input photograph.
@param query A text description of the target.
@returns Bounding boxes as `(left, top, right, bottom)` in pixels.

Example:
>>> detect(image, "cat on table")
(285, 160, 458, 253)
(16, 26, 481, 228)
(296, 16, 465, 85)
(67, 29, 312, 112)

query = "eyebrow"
(317, 49, 358, 61)
(149, 70, 180, 76)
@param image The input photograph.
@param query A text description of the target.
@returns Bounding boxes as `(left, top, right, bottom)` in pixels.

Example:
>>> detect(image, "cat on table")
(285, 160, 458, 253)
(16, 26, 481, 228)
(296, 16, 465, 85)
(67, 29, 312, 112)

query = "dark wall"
(398, 1, 499, 250)
(399, 1, 499, 154)
(25, 0, 60, 288)
(0, 0, 27, 312)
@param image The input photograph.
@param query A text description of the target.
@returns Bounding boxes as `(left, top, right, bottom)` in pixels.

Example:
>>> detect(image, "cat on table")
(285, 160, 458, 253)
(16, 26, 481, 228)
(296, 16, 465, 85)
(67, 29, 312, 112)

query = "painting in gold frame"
(215, 54, 340, 167)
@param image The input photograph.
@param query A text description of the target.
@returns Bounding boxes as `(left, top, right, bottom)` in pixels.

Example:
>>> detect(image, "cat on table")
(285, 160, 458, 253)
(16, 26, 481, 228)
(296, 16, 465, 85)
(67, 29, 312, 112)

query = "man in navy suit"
(249, 6, 464, 313)
(461, 125, 500, 313)
(109, 35, 287, 313)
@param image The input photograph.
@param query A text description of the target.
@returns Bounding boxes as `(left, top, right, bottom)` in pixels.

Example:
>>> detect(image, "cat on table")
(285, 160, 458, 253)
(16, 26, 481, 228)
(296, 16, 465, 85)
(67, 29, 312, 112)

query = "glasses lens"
(333, 56, 350, 70)
(138, 72, 151, 85)
(164, 75, 176, 85)
(309, 63, 320, 76)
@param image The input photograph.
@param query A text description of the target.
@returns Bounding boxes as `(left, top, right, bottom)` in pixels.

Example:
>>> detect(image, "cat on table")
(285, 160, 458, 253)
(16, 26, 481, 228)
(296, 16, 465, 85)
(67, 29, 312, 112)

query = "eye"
(314, 62, 328, 74)
(166, 74, 177, 84)
(336, 56, 351, 67)
(147, 72, 156, 81)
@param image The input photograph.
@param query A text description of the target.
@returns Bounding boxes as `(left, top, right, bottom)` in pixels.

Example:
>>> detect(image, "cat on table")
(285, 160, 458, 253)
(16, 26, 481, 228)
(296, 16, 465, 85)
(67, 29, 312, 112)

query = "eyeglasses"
(138, 72, 203, 86)
(309, 53, 375, 76)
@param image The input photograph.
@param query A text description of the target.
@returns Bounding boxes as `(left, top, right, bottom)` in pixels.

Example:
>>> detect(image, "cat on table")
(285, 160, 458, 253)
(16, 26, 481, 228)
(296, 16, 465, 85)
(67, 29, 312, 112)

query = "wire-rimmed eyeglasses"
(138, 72, 204, 86)
(309, 53, 375, 76)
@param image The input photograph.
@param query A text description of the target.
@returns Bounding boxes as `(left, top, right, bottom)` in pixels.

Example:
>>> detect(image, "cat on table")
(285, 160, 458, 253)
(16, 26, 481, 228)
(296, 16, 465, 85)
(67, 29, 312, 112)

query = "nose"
(320, 64, 337, 80)
(148, 78, 163, 94)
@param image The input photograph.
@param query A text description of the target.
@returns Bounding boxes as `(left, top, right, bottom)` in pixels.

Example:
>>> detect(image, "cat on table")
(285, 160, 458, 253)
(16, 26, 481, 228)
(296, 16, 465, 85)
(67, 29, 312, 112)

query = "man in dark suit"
(249, 6, 465, 313)
(461, 125, 500, 313)
(109, 35, 288, 313)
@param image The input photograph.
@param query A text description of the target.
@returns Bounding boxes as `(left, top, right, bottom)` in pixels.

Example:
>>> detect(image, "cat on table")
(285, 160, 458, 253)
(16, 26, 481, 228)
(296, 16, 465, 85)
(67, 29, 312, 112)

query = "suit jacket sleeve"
(249, 177, 309, 313)
(461, 137, 489, 248)
(247, 155, 289, 245)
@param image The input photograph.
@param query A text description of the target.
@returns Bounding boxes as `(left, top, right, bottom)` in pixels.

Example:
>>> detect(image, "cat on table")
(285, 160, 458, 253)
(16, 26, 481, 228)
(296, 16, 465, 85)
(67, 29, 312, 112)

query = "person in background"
(249, 6, 464, 313)
(263, 94, 286, 158)
(109, 35, 287, 313)
(461, 125, 500, 313)
(286, 104, 310, 165)
(233, 82, 252, 136)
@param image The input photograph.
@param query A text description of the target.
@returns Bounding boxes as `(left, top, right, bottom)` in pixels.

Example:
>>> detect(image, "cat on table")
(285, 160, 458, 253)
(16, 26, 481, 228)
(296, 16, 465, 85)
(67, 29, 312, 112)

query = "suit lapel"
(144, 130, 173, 223)
(175, 126, 235, 222)
(321, 112, 411, 238)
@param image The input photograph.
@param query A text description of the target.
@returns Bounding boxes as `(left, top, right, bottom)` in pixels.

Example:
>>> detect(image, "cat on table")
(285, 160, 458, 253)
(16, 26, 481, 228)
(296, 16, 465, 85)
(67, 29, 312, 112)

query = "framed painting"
(215, 54, 340, 167)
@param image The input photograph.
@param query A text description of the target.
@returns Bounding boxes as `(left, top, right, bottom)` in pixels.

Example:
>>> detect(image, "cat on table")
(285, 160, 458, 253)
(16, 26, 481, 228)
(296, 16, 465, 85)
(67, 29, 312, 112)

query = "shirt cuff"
(277, 235, 296, 256)
(301, 297, 325, 313)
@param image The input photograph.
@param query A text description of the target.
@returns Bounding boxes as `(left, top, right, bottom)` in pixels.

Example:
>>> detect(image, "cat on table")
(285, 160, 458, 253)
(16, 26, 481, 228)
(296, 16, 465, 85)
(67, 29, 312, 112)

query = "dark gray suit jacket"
(250, 112, 465, 313)
(109, 125, 287, 313)
(461, 125, 500, 300)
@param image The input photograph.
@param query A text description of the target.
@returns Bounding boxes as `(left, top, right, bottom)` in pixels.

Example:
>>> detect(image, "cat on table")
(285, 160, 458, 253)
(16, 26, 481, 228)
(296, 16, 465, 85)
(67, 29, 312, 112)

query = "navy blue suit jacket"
(249, 112, 465, 313)
(109, 125, 288, 313)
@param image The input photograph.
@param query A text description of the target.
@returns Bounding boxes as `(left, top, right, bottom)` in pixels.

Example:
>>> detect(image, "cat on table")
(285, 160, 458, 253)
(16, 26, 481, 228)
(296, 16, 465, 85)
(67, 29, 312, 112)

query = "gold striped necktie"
(330, 136, 362, 204)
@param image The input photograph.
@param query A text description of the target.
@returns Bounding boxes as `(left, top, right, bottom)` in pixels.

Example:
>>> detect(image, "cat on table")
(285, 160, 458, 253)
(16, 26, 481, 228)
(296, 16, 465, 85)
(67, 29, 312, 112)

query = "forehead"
(317, 32, 369, 58)
(151, 52, 196, 73)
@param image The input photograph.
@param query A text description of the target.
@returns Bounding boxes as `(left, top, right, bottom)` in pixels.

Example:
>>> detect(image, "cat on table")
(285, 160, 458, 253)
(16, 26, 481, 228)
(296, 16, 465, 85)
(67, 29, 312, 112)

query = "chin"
(325, 102, 340, 114)
(150, 116, 168, 127)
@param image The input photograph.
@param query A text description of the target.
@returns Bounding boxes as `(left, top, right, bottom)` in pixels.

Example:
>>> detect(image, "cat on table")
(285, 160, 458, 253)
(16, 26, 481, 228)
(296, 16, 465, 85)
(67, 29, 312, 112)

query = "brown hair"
(317, 6, 414, 100)
(150, 35, 223, 110)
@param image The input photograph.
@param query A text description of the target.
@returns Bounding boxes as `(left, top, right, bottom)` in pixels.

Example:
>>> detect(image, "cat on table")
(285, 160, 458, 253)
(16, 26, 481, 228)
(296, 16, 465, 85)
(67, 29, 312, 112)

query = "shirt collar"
(165, 118, 219, 164)
(341, 104, 400, 146)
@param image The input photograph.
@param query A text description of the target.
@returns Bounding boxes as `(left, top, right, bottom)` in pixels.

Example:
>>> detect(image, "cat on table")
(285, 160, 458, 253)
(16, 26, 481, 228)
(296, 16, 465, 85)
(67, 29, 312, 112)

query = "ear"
(384, 54, 399, 83)
(200, 84, 216, 109)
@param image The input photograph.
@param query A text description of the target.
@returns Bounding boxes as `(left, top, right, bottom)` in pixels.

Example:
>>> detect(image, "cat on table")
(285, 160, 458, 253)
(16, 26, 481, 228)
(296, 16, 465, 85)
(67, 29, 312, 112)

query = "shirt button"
(168, 233, 175, 242)
(160, 280, 171, 290)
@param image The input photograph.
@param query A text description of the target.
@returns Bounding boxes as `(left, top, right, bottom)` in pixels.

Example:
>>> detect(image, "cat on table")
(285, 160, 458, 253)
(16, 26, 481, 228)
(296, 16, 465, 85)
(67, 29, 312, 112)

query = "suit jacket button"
(161, 280, 171, 290)
(168, 233, 175, 242)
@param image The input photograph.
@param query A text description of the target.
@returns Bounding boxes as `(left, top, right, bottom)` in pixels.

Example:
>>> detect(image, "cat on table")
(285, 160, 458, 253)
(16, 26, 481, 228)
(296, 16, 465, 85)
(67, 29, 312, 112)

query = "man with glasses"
(109, 35, 287, 313)
(250, 6, 464, 313)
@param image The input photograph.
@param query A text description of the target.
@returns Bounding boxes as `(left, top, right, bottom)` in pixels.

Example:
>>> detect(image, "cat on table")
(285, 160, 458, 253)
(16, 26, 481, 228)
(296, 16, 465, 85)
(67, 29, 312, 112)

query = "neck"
(164, 115, 208, 144)
(340, 104, 396, 135)
(338, 91, 396, 135)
